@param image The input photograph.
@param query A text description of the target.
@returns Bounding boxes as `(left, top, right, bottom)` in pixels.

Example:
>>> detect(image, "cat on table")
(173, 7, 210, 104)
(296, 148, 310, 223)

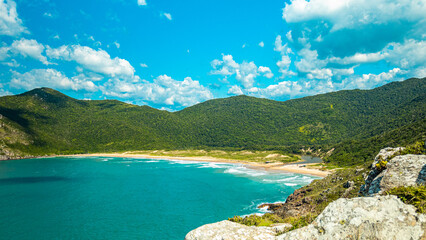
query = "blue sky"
(0, 0, 425, 110)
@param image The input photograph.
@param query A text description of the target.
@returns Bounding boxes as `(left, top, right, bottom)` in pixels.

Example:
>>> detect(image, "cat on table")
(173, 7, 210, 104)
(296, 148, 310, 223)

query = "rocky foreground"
(185, 148, 426, 240)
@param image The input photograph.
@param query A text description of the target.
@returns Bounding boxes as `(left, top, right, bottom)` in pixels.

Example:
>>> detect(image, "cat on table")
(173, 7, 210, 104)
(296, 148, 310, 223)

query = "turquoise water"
(0, 157, 319, 239)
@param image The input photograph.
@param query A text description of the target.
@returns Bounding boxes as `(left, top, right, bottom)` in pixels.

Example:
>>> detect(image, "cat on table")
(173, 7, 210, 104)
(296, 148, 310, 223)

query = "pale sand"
(64, 153, 332, 177)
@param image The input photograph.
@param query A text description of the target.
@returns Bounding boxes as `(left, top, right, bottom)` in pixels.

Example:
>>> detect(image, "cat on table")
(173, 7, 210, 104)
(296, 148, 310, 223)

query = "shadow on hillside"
(0, 106, 49, 134)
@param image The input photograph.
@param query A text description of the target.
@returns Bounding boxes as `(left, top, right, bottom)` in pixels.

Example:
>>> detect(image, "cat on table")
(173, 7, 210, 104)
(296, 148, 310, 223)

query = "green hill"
(0, 78, 425, 166)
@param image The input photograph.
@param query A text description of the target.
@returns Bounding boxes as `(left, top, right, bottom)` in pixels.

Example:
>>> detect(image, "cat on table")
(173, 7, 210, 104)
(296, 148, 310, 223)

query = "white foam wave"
(167, 160, 201, 165)
(143, 160, 160, 163)
(284, 183, 298, 186)
(197, 162, 232, 169)
(224, 166, 268, 177)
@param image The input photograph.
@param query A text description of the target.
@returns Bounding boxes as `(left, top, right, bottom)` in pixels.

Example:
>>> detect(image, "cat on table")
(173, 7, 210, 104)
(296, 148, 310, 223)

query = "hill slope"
(0, 78, 425, 165)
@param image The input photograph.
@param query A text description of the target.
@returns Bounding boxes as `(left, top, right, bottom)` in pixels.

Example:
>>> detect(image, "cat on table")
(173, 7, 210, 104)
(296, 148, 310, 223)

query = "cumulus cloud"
(283, 0, 426, 32)
(0, 38, 50, 65)
(228, 85, 244, 95)
(282, 0, 426, 59)
(328, 52, 386, 65)
(386, 39, 426, 69)
(102, 75, 213, 107)
(211, 54, 274, 88)
(0, 0, 27, 36)
(258, 66, 273, 79)
(137, 0, 147, 6)
(11, 39, 49, 64)
(274, 35, 296, 78)
(10, 69, 98, 92)
(46, 45, 135, 76)
(249, 68, 403, 100)
(259, 41, 264, 47)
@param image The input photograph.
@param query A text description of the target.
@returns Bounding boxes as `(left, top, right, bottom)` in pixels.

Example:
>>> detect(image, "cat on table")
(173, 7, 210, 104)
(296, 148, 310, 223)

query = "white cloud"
(235, 61, 259, 88)
(286, 30, 293, 42)
(283, 0, 426, 32)
(248, 68, 403, 100)
(259, 41, 264, 47)
(102, 75, 213, 107)
(346, 68, 403, 89)
(328, 52, 386, 65)
(46, 45, 135, 76)
(161, 12, 172, 21)
(0, 0, 27, 36)
(11, 38, 49, 65)
(386, 39, 426, 69)
(258, 66, 273, 79)
(228, 85, 244, 95)
(211, 54, 239, 76)
(211, 54, 274, 88)
(137, 0, 147, 6)
(306, 68, 332, 80)
(140, 63, 148, 68)
(10, 69, 97, 92)
(274, 35, 296, 78)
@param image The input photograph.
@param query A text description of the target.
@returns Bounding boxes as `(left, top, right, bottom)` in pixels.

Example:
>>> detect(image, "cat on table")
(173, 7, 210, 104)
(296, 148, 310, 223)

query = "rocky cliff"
(185, 149, 426, 240)
(360, 147, 426, 195)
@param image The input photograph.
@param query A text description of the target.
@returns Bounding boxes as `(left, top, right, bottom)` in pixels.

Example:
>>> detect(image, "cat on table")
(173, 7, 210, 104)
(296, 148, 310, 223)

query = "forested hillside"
(0, 78, 424, 166)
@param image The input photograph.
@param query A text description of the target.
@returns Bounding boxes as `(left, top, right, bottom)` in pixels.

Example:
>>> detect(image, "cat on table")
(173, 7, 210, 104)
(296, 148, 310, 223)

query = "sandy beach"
(64, 152, 332, 177)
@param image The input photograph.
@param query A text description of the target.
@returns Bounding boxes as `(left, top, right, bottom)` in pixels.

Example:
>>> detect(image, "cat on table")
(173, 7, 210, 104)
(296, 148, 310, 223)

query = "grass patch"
(130, 149, 301, 163)
(385, 185, 426, 213)
(229, 213, 284, 227)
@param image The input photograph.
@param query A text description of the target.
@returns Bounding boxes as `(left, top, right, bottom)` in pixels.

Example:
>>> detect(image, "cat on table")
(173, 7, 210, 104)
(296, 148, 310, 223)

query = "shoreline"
(58, 152, 332, 177)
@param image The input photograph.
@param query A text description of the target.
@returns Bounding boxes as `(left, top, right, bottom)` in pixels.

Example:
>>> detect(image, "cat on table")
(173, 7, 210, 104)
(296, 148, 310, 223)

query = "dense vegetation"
(0, 77, 424, 166)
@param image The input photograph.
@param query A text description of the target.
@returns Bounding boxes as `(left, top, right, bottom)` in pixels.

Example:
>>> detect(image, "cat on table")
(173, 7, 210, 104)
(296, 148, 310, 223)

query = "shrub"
(385, 185, 426, 213)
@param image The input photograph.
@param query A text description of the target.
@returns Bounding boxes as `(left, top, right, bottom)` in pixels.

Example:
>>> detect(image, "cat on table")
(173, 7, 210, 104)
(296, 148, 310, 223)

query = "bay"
(0, 157, 319, 240)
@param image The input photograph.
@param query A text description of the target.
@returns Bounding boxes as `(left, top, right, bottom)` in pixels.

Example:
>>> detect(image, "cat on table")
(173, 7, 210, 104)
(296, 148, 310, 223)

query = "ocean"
(0, 157, 319, 239)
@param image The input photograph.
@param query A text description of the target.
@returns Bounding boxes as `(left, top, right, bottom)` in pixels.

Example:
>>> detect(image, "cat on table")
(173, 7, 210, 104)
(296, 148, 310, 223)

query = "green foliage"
(132, 149, 300, 163)
(385, 186, 426, 213)
(0, 78, 424, 165)
(229, 213, 284, 227)
(280, 214, 317, 233)
(324, 119, 426, 166)
(398, 141, 426, 155)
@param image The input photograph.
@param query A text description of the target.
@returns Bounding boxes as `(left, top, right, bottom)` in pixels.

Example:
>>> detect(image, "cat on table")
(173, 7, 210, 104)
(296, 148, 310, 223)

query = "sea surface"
(0, 157, 319, 240)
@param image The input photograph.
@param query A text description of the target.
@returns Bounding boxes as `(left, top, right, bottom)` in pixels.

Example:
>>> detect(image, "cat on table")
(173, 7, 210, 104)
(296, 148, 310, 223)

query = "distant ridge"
(0, 77, 425, 166)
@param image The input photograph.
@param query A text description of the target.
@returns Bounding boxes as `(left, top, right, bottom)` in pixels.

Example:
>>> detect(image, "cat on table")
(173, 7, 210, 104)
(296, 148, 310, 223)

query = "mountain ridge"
(1, 77, 425, 166)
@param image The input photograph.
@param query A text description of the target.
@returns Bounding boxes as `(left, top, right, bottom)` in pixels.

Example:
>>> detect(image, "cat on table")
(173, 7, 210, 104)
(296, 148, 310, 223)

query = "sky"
(0, 0, 425, 110)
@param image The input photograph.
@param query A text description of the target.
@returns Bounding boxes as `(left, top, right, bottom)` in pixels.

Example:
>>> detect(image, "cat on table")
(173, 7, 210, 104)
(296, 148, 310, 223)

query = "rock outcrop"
(277, 195, 426, 240)
(185, 148, 426, 240)
(360, 149, 426, 195)
(184, 220, 291, 240)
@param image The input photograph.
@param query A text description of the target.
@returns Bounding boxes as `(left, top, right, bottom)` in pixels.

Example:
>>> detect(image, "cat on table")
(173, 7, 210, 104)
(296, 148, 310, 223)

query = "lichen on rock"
(277, 195, 426, 240)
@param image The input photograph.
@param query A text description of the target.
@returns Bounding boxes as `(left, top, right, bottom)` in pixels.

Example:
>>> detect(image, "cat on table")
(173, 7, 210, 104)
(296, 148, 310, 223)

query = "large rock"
(361, 152, 426, 195)
(360, 147, 404, 195)
(277, 195, 426, 240)
(184, 220, 290, 240)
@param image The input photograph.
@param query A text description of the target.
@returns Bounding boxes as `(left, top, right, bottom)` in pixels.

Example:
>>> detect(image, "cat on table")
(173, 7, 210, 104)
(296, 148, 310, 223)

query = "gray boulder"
(184, 220, 279, 240)
(277, 195, 426, 240)
(361, 153, 426, 195)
